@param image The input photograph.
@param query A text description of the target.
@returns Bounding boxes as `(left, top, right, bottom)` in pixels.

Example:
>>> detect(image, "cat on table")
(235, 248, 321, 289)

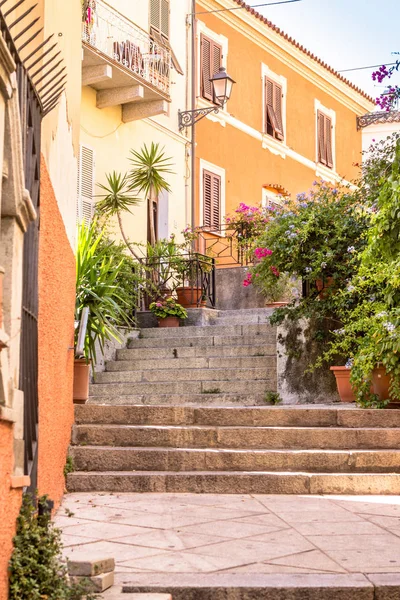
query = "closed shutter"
(200, 34, 222, 103)
(325, 116, 333, 168)
(317, 111, 326, 165)
(265, 78, 284, 141)
(77, 145, 95, 226)
(150, 0, 169, 39)
(203, 170, 221, 229)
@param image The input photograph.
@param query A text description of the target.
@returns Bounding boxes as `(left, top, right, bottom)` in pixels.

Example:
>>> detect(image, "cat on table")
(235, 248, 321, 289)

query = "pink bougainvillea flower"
(254, 247, 273, 259)
(270, 266, 280, 277)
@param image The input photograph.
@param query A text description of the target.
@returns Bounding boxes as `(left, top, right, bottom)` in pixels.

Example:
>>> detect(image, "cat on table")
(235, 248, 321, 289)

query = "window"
(150, 0, 169, 39)
(200, 34, 222, 103)
(262, 188, 284, 211)
(265, 78, 284, 141)
(317, 110, 333, 168)
(77, 145, 95, 226)
(203, 170, 221, 229)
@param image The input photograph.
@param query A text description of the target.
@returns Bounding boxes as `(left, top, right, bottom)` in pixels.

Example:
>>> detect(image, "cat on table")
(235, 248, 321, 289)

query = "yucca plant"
(128, 142, 174, 246)
(75, 220, 131, 365)
(96, 171, 142, 261)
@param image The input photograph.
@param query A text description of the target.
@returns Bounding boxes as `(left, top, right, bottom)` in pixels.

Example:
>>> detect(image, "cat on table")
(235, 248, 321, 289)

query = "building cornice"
(197, 0, 374, 115)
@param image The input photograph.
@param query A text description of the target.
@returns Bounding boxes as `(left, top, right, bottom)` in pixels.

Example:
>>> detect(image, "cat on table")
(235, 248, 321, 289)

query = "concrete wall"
(215, 267, 266, 310)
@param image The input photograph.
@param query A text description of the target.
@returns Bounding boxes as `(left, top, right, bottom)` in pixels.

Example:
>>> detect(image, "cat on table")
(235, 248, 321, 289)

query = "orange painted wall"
(0, 421, 22, 600)
(195, 5, 371, 222)
(37, 156, 75, 508)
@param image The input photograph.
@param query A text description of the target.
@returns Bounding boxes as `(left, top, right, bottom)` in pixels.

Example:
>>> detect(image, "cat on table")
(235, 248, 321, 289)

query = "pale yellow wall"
(81, 87, 190, 246)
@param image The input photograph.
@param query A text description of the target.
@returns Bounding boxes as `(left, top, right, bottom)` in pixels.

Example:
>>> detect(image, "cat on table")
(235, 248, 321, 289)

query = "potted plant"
(74, 220, 131, 403)
(149, 297, 187, 328)
(175, 248, 213, 308)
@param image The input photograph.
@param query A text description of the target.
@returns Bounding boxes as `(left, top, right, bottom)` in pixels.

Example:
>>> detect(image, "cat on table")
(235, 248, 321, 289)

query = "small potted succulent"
(149, 297, 188, 328)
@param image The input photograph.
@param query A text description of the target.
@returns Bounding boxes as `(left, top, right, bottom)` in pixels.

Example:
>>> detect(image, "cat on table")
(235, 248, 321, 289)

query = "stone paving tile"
(113, 530, 229, 551)
(56, 493, 400, 580)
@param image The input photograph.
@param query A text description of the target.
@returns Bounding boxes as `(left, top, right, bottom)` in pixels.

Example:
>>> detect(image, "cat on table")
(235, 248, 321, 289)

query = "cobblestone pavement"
(56, 493, 400, 585)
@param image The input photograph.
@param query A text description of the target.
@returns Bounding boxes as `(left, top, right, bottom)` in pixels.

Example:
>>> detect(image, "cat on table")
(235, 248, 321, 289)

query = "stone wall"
(215, 267, 266, 310)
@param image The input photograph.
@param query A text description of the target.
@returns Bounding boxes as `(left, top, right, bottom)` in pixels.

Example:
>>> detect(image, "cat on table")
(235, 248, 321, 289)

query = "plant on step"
(75, 219, 131, 365)
(63, 455, 74, 480)
(265, 391, 282, 405)
(202, 388, 221, 394)
(149, 297, 187, 320)
(9, 495, 95, 600)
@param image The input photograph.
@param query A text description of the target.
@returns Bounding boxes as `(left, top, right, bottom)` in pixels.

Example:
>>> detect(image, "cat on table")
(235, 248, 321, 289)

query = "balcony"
(82, 0, 170, 121)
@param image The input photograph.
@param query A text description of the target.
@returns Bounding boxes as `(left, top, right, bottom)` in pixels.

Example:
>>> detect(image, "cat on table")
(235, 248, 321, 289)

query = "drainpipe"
(191, 0, 196, 232)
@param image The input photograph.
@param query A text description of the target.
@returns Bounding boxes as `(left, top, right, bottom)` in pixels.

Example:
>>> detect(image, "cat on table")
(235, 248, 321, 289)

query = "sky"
(254, 0, 400, 102)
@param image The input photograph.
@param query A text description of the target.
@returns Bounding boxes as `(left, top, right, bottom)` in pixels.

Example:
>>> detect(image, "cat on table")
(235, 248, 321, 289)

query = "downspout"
(191, 0, 196, 232)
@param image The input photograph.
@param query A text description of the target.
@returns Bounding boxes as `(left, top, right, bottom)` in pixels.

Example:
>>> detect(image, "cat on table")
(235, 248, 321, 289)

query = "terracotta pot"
(176, 286, 202, 308)
(330, 366, 356, 403)
(73, 358, 91, 403)
(158, 316, 180, 328)
(265, 301, 288, 308)
(372, 366, 393, 402)
(316, 277, 335, 300)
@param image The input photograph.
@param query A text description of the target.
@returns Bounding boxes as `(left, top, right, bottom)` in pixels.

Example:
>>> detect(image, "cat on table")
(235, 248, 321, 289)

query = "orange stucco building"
(193, 0, 374, 231)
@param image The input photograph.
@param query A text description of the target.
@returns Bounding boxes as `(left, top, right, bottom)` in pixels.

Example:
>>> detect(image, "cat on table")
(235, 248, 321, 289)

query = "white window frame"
(196, 21, 228, 107)
(262, 187, 284, 209)
(314, 99, 336, 181)
(261, 63, 287, 146)
(199, 158, 226, 229)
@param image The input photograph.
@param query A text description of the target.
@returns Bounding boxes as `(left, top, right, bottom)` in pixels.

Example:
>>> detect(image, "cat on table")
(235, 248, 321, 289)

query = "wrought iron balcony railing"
(82, 0, 171, 95)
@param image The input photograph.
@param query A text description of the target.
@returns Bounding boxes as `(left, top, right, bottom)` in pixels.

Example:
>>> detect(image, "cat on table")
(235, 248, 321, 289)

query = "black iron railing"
(135, 253, 216, 310)
(194, 223, 254, 267)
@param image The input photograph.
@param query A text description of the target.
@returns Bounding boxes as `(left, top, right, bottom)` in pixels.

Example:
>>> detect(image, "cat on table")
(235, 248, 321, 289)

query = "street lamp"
(178, 67, 236, 131)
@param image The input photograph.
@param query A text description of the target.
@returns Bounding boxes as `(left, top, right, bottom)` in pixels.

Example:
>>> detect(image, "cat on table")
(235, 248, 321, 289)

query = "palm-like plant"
(76, 220, 131, 365)
(128, 143, 174, 246)
(97, 171, 142, 261)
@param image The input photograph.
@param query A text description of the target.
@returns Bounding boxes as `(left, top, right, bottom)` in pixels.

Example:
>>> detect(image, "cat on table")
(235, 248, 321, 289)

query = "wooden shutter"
(317, 111, 326, 165)
(77, 145, 95, 226)
(200, 34, 222, 103)
(265, 78, 284, 140)
(203, 170, 221, 229)
(150, 0, 160, 31)
(160, 0, 169, 38)
(325, 116, 333, 168)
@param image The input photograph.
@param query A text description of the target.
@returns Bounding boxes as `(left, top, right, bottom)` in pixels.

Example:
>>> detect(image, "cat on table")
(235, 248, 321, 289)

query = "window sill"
(261, 134, 287, 159)
(11, 475, 30, 489)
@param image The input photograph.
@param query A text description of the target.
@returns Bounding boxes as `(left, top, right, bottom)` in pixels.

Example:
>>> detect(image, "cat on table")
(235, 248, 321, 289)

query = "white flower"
(347, 246, 355, 253)
(383, 322, 396, 333)
(347, 285, 355, 293)
(305, 267, 312, 273)
(345, 359, 353, 369)
(321, 262, 327, 269)
(334, 328, 345, 335)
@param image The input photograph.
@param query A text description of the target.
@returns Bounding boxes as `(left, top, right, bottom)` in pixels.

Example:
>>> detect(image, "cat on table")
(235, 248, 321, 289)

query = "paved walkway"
(55, 492, 400, 586)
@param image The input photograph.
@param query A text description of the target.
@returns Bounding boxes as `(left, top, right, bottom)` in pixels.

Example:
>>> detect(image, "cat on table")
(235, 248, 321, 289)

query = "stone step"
(89, 380, 276, 396)
(70, 446, 400, 473)
(127, 334, 276, 349)
(66, 470, 400, 495)
(208, 315, 272, 325)
(105, 356, 277, 372)
(216, 308, 275, 316)
(87, 393, 269, 406)
(140, 324, 276, 339)
(119, 573, 392, 600)
(71, 424, 400, 449)
(94, 367, 276, 385)
(117, 344, 276, 360)
(75, 405, 400, 428)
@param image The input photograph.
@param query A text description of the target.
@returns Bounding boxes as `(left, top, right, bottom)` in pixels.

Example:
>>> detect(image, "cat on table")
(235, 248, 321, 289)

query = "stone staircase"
(66, 311, 400, 494)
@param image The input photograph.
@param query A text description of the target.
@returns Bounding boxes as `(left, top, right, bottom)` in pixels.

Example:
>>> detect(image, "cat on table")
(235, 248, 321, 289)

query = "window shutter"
(150, 0, 160, 31)
(317, 111, 327, 165)
(203, 170, 221, 229)
(212, 175, 221, 227)
(77, 145, 95, 226)
(200, 35, 222, 103)
(325, 116, 333, 168)
(160, 0, 169, 38)
(200, 35, 213, 101)
(274, 83, 284, 140)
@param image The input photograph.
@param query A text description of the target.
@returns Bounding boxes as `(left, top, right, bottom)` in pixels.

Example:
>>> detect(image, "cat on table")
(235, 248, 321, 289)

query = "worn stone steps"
(71, 424, 400, 450)
(87, 393, 269, 406)
(139, 324, 276, 339)
(95, 367, 276, 385)
(66, 470, 400, 495)
(106, 356, 277, 372)
(127, 333, 276, 349)
(74, 405, 400, 428)
(70, 446, 400, 473)
(117, 344, 276, 360)
(89, 380, 276, 396)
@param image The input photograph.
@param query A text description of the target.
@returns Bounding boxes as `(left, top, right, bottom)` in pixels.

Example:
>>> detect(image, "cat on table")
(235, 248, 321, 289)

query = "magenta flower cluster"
(242, 272, 252, 287)
(372, 65, 391, 84)
(270, 266, 280, 278)
(254, 247, 273, 259)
